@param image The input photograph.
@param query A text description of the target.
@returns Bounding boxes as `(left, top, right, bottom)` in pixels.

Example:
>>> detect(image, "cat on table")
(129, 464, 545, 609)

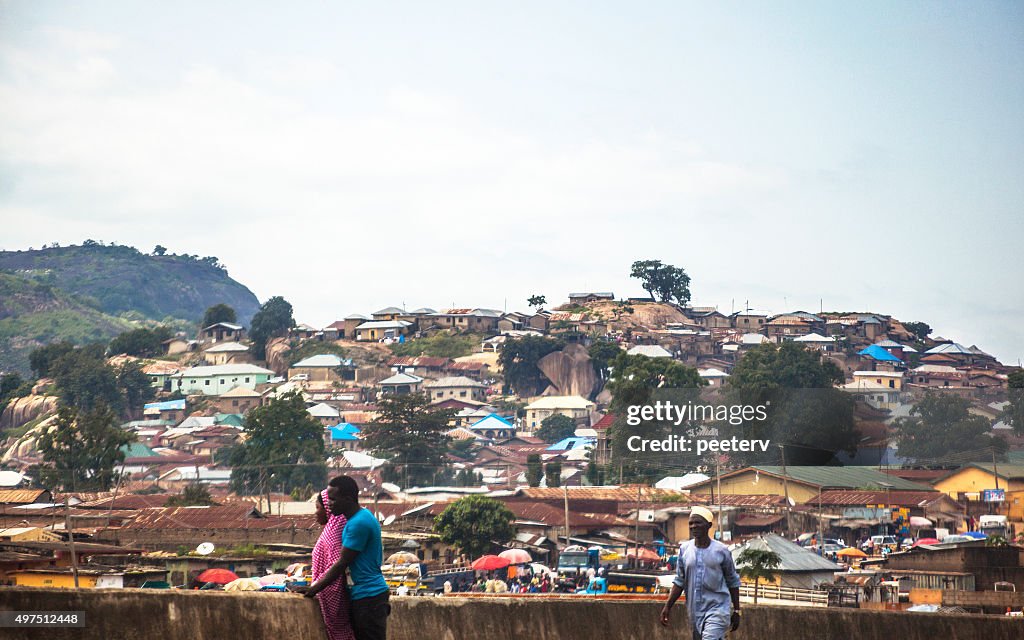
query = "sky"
(0, 2, 1021, 364)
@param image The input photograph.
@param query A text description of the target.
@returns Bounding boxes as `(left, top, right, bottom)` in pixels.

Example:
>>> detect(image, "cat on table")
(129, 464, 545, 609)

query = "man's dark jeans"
(350, 591, 390, 640)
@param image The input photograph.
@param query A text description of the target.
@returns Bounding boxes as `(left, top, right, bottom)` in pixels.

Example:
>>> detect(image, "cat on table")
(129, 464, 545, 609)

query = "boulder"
(537, 343, 597, 398)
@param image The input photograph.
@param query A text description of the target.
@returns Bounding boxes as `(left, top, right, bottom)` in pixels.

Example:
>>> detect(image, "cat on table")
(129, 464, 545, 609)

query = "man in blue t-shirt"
(306, 475, 390, 640)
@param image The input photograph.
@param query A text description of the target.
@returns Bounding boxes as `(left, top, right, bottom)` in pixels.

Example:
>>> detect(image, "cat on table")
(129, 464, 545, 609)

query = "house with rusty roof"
(0, 489, 52, 506)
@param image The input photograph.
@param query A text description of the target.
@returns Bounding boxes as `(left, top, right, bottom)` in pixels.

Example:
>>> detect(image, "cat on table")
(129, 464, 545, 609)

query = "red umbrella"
(197, 568, 239, 584)
(471, 555, 511, 571)
(912, 538, 941, 548)
(498, 549, 532, 564)
(625, 547, 661, 561)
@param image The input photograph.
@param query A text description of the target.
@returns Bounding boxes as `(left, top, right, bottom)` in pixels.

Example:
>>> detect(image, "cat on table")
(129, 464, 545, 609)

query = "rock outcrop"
(537, 343, 597, 398)
(265, 337, 292, 376)
(0, 394, 58, 430)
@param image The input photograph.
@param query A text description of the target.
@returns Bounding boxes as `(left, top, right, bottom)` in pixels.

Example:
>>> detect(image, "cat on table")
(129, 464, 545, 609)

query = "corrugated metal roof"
(0, 489, 50, 504)
(120, 505, 316, 530)
(387, 356, 449, 368)
(747, 466, 934, 491)
(807, 490, 943, 507)
(734, 533, 839, 572)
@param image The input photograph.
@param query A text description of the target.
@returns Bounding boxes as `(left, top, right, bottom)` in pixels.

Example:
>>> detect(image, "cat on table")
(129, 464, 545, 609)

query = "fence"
(738, 582, 829, 606)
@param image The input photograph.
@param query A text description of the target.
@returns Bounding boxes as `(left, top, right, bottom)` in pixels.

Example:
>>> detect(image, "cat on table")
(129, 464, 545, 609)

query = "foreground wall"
(1, 589, 1022, 640)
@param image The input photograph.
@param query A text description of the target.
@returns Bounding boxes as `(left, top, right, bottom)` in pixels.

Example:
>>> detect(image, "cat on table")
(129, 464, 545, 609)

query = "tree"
(903, 321, 931, 341)
(721, 342, 857, 466)
(894, 392, 1006, 461)
(152, 245, 167, 256)
(108, 326, 172, 357)
(0, 372, 28, 416)
(228, 391, 327, 496)
(37, 404, 135, 491)
(117, 360, 156, 410)
(544, 461, 562, 488)
(527, 294, 547, 311)
(50, 346, 124, 412)
(629, 260, 691, 305)
(359, 393, 455, 487)
(526, 454, 543, 487)
(29, 341, 76, 378)
(166, 482, 216, 507)
(736, 547, 782, 604)
(201, 303, 238, 328)
(536, 414, 577, 443)
(249, 296, 295, 360)
(497, 335, 565, 396)
(1006, 370, 1024, 435)
(433, 495, 515, 558)
(588, 340, 622, 386)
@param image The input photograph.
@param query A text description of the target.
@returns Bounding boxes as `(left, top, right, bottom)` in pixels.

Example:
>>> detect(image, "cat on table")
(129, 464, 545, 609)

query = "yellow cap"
(690, 506, 715, 526)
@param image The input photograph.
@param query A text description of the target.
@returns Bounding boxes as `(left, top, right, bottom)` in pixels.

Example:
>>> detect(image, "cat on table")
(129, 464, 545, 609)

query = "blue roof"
(330, 423, 361, 441)
(858, 344, 902, 362)
(144, 399, 186, 411)
(546, 436, 595, 452)
(470, 414, 515, 430)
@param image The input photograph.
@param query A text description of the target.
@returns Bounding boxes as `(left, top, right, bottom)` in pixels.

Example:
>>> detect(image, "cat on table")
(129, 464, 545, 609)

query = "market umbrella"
(912, 538, 941, 547)
(260, 573, 288, 585)
(386, 552, 420, 566)
(224, 578, 261, 592)
(835, 547, 867, 558)
(909, 516, 933, 528)
(963, 531, 986, 540)
(471, 555, 511, 571)
(498, 549, 532, 564)
(197, 568, 239, 584)
(797, 533, 815, 543)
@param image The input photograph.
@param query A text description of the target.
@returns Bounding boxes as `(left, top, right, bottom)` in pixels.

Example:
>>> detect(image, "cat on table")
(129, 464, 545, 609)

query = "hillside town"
(1, 287, 1022, 617)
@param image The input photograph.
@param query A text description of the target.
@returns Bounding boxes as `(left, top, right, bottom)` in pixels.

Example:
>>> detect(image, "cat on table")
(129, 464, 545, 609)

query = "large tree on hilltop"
(629, 259, 691, 305)
(249, 296, 295, 360)
(201, 303, 238, 328)
(228, 391, 326, 496)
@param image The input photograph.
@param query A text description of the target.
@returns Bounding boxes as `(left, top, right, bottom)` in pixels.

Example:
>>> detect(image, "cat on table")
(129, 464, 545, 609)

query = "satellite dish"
(382, 514, 396, 527)
(196, 542, 215, 556)
(381, 482, 401, 493)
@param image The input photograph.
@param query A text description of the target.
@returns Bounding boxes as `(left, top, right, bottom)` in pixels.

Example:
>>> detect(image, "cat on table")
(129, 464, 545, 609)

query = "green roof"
(120, 442, 159, 458)
(215, 413, 245, 427)
(749, 466, 934, 491)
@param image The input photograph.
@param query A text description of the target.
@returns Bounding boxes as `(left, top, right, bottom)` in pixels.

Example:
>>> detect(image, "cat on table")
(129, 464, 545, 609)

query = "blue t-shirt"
(342, 507, 388, 600)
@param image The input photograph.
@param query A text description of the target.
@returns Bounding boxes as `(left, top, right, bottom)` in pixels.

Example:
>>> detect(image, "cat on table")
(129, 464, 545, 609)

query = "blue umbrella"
(963, 531, 986, 540)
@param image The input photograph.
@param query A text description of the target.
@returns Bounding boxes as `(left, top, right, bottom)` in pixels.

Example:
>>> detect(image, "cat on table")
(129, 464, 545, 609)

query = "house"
(307, 402, 341, 426)
(354, 320, 412, 342)
(143, 362, 181, 391)
(568, 292, 614, 305)
(793, 333, 835, 352)
(732, 534, 839, 589)
(698, 368, 730, 388)
(386, 356, 450, 378)
(288, 354, 354, 383)
(342, 314, 370, 339)
(852, 370, 903, 390)
(377, 372, 424, 395)
(143, 399, 187, 423)
(691, 310, 731, 330)
(197, 322, 245, 345)
(687, 466, 933, 504)
(428, 308, 502, 333)
(424, 376, 488, 404)
(804, 489, 965, 535)
(858, 344, 904, 369)
(524, 396, 595, 431)
(627, 344, 673, 358)
(322, 320, 347, 341)
(163, 337, 196, 356)
(289, 323, 319, 340)
(0, 489, 53, 506)
(202, 341, 252, 366)
(764, 312, 825, 341)
(932, 463, 1024, 501)
(156, 466, 232, 490)
(169, 364, 274, 396)
(445, 360, 490, 380)
(371, 306, 408, 321)
(470, 414, 516, 440)
(498, 312, 530, 333)
(328, 423, 361, 451)
(730, 312, 767, 332)
(211, 386, 262, 414)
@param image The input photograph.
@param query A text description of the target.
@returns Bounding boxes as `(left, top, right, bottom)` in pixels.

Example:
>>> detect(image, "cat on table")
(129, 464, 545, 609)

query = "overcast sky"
(1, 2, 1021, 364)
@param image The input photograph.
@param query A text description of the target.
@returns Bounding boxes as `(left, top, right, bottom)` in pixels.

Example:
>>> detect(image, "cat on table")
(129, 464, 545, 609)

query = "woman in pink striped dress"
(312, 489, 356, 640)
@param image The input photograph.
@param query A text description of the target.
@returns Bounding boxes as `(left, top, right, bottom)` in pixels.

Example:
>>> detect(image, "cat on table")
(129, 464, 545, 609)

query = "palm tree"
(736, 547, 782, 604)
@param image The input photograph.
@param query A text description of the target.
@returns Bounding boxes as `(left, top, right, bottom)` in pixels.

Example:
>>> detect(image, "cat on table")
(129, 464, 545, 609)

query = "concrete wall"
(1, 589, 1022, 640)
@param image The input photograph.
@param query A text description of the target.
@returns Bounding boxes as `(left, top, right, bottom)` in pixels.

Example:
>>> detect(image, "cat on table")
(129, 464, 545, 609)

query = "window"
(220, 379, 226, 385)
(460, 391, 467, 397)
(205, 380, 210, 386)
(889, 380, 895, 388)
(245, 377, 250, 383)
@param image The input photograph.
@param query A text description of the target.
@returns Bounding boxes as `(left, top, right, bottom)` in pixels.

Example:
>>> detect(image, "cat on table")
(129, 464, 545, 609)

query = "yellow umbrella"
(836, 547, 867, 558)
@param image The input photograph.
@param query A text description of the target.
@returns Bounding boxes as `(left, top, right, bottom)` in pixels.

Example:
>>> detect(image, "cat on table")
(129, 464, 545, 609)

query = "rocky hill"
(0, 243, 261, 375)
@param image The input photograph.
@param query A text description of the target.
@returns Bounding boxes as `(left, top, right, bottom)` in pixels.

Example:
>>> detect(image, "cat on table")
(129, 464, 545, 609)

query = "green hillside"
(0, 243, 260, 324)
(0, 243, 262, 376)
(0, 272, 136, 375)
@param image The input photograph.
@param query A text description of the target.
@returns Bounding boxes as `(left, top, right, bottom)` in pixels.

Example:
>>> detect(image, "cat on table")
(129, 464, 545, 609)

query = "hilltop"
(0, 243, 261, 375)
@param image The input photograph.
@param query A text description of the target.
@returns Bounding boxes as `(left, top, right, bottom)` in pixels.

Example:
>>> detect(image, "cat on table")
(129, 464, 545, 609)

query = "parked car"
(861, 535, 898, 553)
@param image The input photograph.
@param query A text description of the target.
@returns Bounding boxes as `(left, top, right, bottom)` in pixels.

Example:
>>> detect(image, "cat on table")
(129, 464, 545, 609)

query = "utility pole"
(634, 483, 642, 565)
(563, 484, 570, 549)
(715, 456, 723, 535)
(64, 498, 79, 588)
(779, 445, 791, 536)
(992, 447, 1000, 516)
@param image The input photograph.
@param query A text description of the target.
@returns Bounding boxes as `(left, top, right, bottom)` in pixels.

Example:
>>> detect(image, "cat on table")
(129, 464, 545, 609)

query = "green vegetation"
(227, 391, 327, 495)
(736, 547, 782, 604)
(359, 393, 455, 487)
(249, 296, 295, 360)
(544, 461, 562, 487)
(433, 495, 515, 557)
(108, 326, 173, 357)
(201, 303, 237, 328)
(526, 454, 542, 487)
(629, 259, 691, 305)
(37, 404, 135, 491)
(166, 482, 217, 507)
(894, 392, 1007, 461)
(536, 414, 576, 443)
(389, 333, 480, 359)
(1005, 370, 1024, 435)
(527, 294, 546, 310)
(497, 335, 565, 396)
